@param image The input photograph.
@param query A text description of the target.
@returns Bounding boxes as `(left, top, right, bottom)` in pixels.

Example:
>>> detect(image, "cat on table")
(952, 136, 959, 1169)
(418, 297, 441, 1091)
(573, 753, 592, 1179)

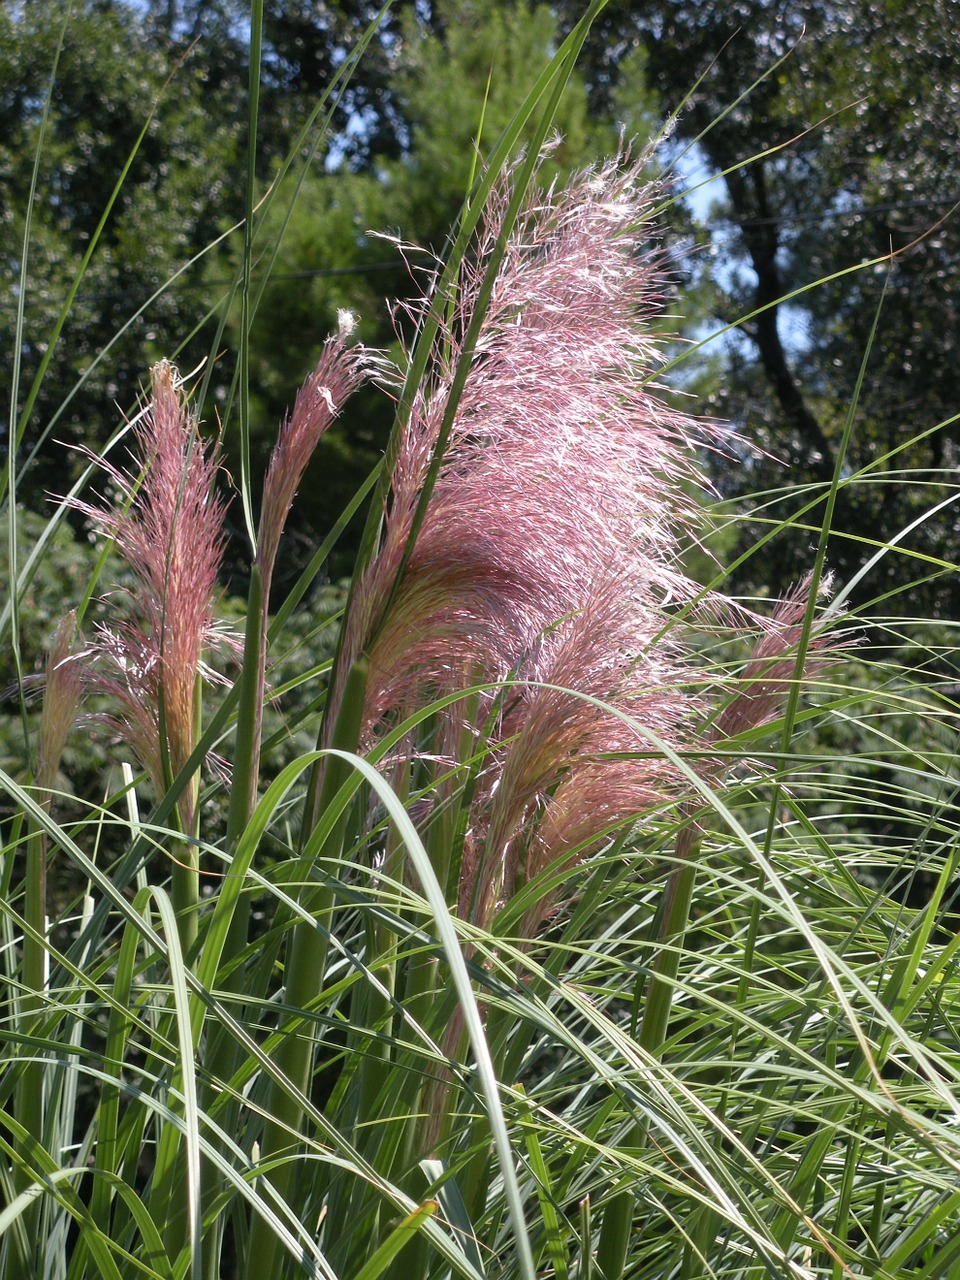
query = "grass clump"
(2, 10, 959, 1280)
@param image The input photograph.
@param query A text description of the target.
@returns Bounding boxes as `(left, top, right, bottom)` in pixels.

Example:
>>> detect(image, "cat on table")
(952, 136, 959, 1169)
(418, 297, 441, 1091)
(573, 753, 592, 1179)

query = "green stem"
(596, 822, 702, 1280)
(382, 737, 474, 1267)
(387, 933, 442, 1193)
(636, 847, 699, 1055)
(322, 716, 451, 1237)
(11, 818, 48, 1278)
(170, 674, 203, 959)
(353, 760, 410, 1154)
(201, 563, 267, 1280)
(170, 839, 199, 957)
(155, 678, 204, 1267)
(243, 657, 368, 1280)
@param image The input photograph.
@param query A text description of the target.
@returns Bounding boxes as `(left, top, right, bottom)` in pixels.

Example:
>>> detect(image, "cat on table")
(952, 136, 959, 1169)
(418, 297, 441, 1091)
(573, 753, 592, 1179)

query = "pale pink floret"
(74, 362, 228, 828)
(36, 611, 86, 802)
(259, 314, 382, 597)
(714, 575, 844, 744)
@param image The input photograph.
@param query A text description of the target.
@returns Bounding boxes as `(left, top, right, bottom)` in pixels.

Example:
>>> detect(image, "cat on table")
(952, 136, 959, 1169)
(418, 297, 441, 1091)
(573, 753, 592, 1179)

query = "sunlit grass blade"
(321, 747, 540, 1280)
(350, 1200, 439, 1280)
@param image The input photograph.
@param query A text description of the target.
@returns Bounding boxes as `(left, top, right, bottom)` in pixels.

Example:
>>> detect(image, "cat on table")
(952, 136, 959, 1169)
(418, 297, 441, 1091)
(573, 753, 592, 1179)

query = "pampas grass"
(2, 8, 959, 1280)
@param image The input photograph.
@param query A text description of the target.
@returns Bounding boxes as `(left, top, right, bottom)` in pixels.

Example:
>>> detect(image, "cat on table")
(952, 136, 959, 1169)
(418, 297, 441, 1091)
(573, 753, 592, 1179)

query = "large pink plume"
(300, 147, 845, 942)
(338, 150, 714, 728)
(318, 147, 734, 936)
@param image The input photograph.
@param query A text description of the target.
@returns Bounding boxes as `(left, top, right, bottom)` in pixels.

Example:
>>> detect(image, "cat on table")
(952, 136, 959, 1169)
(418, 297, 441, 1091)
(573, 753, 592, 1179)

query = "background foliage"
(5, 0, 957, 605)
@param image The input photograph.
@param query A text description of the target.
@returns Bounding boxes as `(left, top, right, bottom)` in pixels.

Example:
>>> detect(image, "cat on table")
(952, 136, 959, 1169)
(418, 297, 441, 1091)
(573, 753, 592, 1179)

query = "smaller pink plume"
(258, 313, 384, 597)
(713, 575, 846, 745)
(73, 362, 229, 829)
(36, 611, 85, 803)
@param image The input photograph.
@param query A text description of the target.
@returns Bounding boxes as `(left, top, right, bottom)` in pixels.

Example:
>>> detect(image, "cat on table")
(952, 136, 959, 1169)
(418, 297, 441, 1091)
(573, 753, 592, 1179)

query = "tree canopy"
(559, 0, 960, 614)
(3, 0, 957, 610)
(0, 0, 246, 500)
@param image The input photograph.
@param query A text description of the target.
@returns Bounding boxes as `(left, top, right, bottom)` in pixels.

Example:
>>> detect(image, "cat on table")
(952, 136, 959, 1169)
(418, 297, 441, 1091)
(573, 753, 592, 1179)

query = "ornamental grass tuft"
(6, 23, 954, 1280)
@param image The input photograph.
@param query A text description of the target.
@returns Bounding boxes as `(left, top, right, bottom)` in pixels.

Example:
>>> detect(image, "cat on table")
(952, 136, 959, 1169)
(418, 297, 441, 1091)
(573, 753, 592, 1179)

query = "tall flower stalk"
(224, 311, 377, 926)
(245, 144, 717, 1278)
(205, 319, 378, 1280)
(74, 361, 228, 952)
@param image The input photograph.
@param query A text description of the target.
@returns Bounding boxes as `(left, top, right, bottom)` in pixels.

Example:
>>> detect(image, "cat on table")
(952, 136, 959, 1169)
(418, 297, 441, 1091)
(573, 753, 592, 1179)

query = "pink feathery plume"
(313, 147, 732, 945)
(713, 575, 846, 746)
(338, 148, 714, 740)
(258, 312, 383, 598)
(74, 362, 229, 829)
(36, 611, 85, 803)
(329, 146, 847, 948)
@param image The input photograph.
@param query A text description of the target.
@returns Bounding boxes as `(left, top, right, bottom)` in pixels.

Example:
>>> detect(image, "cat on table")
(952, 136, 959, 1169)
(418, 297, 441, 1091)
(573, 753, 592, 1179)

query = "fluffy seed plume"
(258, 314, 381, 598)
(315, 145, 847, 943)
(714, 575, 845, 745)
(336, 148, 710, 723)
(319, 146, 731, 937)
(36, 611, 85, 804)
(74, 362, 229, 829)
